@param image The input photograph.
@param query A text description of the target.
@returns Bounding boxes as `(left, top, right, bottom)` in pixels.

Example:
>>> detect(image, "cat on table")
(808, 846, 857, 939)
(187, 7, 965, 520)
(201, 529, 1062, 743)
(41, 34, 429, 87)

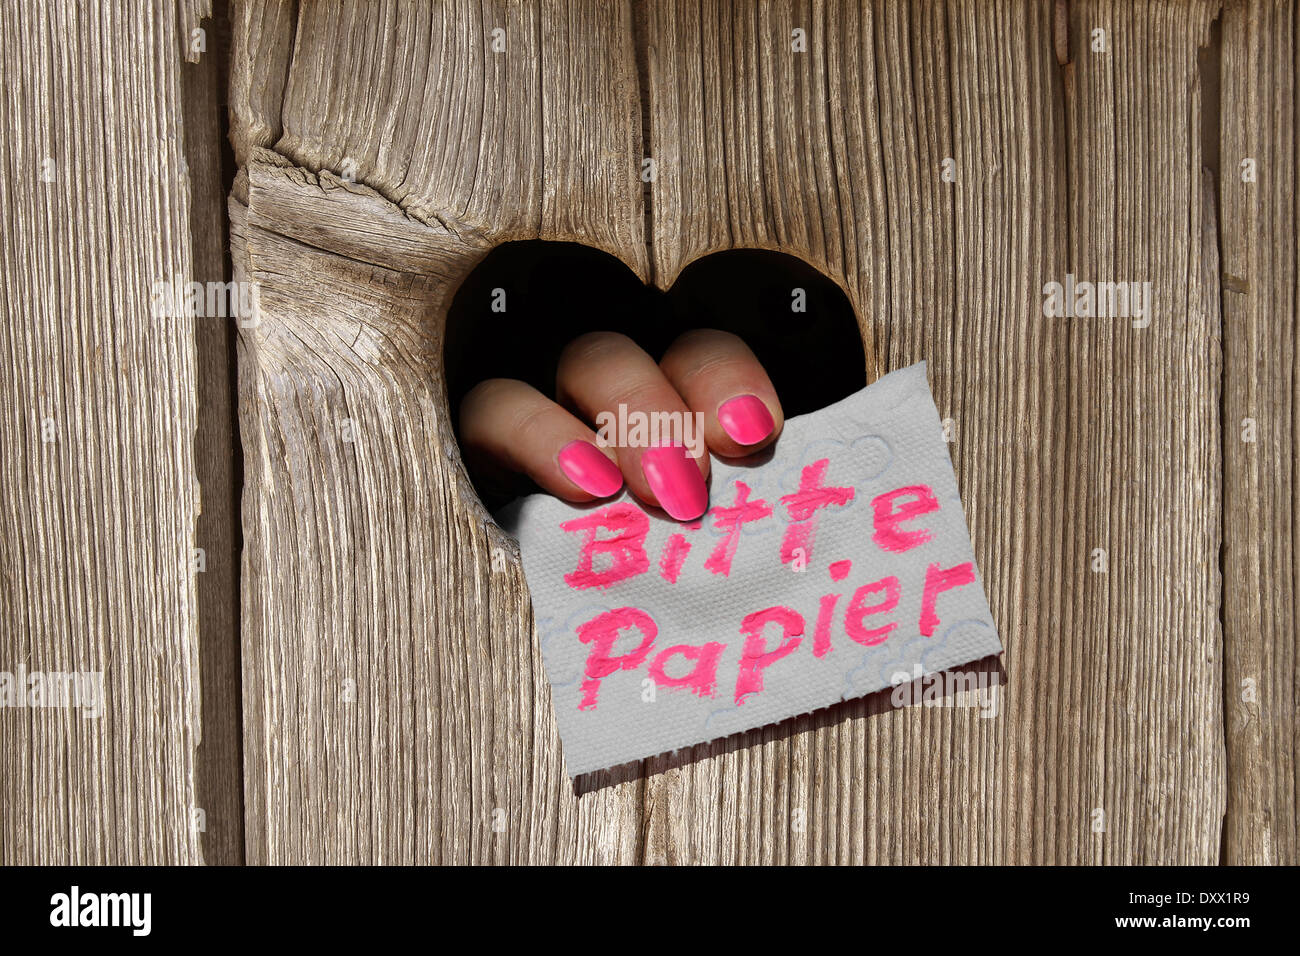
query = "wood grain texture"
(182, 0, 216, 63)
(638, 0, 1224, 863)
(6, 0, 1288, 866)
(1061, 1, 1223, 863)
(219, 0, 1294, 865)
(1219, 0, 1298, 866)
(230, 0, 649, 863)
(228, 0, 297, 174)
(274, 0, 649, 277)
(0, 0, 205, 863)
(184, 1, 246, 865)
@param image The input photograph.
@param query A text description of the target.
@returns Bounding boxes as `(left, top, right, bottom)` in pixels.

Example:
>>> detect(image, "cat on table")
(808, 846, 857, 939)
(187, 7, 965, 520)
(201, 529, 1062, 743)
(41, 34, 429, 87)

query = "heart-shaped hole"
(445, 241, 865, 507)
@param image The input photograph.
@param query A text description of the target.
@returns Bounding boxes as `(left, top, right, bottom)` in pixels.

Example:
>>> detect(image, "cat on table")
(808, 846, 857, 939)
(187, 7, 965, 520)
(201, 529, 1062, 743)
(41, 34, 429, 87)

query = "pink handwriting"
(649, 641, 726, 698)
(871, 485, 938, 553)
(561, 475, 939, 590)
(659, 533, 692, 583)
(560, 470, 982, 710)
(704, 481, 772, 577)
(576, 606, 657, 709)
(779, 459, 856, 564)
(844, 576, 901, 646)
(572, 556, 977, 710)
(919, 562, 975, 637)
(735, 606, 804, 704)
(562, 505, 648, 590)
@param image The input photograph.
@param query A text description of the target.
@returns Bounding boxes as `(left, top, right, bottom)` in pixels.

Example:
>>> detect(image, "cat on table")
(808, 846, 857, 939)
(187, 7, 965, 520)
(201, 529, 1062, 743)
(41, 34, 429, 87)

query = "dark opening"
(664, 250, 867, 414)
(444, 241, 866, 504)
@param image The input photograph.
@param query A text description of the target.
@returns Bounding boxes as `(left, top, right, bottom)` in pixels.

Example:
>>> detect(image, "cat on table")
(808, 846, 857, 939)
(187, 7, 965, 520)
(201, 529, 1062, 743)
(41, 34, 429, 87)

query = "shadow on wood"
(574, 656, 1006, 796)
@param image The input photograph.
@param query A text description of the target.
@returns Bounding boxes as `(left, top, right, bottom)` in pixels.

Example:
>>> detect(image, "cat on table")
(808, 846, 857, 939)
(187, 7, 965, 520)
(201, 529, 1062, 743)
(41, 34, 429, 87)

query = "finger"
(459, 378, 624, 502)
(557, 331, 709, 521)
(659, 328, 784, 457)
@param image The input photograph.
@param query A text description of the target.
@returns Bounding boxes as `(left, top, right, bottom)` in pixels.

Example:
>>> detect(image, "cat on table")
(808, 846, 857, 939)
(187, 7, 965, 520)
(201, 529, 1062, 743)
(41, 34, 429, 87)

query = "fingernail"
(558, 440, 624, 497)
(717, 394, 775, 446)
(641, 444, 708, 521)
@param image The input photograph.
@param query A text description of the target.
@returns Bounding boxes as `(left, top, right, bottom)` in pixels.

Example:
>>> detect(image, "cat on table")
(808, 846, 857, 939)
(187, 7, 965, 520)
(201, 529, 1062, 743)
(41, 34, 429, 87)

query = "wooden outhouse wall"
(1, 0, 1294, 865)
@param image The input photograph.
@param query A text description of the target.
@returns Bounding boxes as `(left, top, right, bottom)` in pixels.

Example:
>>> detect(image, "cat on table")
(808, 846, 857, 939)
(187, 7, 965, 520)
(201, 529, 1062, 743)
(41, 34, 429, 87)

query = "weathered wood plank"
(0, 0, 205, 864)
(639, 0, 1224, 864)
(274, 0, 650, 278)
(4, 0, 1279, 867)
(183, 1, 246, 866)
(1063, 0, 1224, 863)
(641, 0, 1062, 866)
(229, 0, 296, 174)
(1219, 0, 1298, 866)
(230, 0, 649, 863)
(182, 0, 215, 64)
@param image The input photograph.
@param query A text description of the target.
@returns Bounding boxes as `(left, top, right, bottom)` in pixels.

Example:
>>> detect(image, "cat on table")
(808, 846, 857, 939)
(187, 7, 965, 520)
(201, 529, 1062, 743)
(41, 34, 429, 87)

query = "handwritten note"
(496, 362, 1002, 776)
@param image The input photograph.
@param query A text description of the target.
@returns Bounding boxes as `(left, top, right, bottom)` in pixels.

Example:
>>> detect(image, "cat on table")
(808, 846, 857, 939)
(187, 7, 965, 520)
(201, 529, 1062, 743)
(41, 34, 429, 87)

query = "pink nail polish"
(558, 441, 624, 497)
(641, 444, 708, 521)
(717, 394, 775, 446)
